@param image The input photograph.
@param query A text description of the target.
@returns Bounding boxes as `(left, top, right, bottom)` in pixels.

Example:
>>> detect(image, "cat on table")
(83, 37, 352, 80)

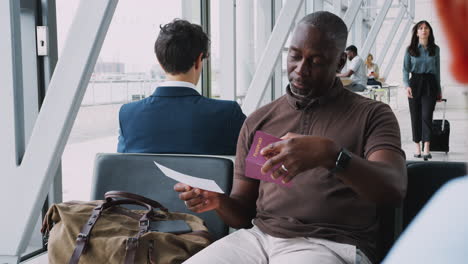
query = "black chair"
(90, 153, 234, 240)
(403, 161, 467, 229)
(376, 205, 402, 263)
(377, 161, 467, 261)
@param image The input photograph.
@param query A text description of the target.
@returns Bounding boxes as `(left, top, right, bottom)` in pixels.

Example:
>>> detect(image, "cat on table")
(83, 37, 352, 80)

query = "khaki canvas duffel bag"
(41, 191, 212, 264)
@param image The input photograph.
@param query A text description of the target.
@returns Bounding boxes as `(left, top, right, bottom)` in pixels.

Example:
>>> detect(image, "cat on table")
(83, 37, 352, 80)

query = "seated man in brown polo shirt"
(175, 11, 407, 264)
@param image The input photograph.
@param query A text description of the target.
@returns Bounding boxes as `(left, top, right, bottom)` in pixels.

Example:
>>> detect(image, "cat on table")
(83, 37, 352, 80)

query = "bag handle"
(105, 191, 169, 212)
(102, 198, 154, 213)
(68, 198, 156, 264)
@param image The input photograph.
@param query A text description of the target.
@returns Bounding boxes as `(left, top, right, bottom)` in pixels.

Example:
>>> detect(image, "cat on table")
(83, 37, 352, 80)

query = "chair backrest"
(90, 153, 234, 240)
(377, 206, 398, 263)
(377, 161, 467, 261)
(376, 205, 401, 263)
(403, 161, 467, 229)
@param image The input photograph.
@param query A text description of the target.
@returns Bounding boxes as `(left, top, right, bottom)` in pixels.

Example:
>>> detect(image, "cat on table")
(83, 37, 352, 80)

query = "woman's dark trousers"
(408, 73, 438, 143)
(409, 95, 436, 143)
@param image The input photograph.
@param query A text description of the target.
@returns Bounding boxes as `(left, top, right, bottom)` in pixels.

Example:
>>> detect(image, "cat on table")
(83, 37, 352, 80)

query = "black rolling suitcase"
(431, 99, 450, 153)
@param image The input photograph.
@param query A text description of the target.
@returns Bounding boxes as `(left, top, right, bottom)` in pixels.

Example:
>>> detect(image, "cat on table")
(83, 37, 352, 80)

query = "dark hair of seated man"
(154, 19, 210, 74)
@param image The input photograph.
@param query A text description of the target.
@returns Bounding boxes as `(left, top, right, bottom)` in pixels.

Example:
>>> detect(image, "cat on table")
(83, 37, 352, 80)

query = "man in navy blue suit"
(118, 19, 246, 154)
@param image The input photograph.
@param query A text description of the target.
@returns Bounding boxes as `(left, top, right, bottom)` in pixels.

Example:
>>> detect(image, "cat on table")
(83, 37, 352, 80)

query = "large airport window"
(56, 0, 199, 201)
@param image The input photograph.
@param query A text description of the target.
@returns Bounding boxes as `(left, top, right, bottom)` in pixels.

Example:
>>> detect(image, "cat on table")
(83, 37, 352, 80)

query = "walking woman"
(403, 20, 442, 160)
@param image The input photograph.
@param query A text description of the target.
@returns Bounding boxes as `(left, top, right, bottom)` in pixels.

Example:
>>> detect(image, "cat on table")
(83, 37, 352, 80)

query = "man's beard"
(290, 84, 308, 98)
(290, 78, 336, 99)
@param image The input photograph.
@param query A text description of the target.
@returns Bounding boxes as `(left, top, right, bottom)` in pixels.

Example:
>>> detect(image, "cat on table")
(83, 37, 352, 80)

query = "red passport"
(245, 131, 293, 187)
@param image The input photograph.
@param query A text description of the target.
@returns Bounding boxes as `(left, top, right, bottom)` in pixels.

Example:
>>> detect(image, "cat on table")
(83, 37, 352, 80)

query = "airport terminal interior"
(1, 0, 467, 263)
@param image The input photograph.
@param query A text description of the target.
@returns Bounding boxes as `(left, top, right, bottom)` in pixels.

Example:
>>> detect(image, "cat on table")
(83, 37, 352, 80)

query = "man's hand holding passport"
(245, 131, 293, 187)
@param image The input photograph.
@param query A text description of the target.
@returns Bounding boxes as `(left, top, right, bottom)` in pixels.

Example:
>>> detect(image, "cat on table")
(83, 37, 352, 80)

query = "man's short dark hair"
(154, 19, 210, 74)
(299, 11, 348, 51)
(345, 45, 358, 54)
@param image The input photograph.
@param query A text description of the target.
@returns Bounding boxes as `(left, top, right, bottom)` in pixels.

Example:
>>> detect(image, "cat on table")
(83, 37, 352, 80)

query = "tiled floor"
(391, 84, 468, 162)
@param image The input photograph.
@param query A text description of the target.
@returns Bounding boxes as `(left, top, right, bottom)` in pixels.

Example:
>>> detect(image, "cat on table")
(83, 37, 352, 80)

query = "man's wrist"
(325, 142, 341, 170)
(215, 193, 229, 211)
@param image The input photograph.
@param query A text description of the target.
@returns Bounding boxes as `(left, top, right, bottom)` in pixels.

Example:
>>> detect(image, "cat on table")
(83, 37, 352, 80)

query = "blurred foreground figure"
(383, 1, 468, 263)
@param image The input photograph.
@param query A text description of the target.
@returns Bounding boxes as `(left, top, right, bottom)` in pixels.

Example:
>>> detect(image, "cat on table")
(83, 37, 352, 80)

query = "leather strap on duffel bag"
(42, 191, 212, 264)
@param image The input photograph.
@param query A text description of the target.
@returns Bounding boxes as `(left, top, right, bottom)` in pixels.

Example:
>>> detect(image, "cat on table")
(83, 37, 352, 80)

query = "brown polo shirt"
(234, 78, 404, 263)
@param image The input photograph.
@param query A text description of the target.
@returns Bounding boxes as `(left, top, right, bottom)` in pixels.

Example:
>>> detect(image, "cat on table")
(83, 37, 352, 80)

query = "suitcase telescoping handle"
(439, 98, 447, 130)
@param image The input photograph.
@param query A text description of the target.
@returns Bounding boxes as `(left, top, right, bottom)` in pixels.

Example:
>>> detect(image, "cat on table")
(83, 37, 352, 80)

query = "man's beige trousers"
(184, 224, 372, 264)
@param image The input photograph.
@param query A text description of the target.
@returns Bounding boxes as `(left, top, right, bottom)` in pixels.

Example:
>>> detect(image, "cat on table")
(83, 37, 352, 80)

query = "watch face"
(331, 148, 352, 174)
(336, 148, 352, 170)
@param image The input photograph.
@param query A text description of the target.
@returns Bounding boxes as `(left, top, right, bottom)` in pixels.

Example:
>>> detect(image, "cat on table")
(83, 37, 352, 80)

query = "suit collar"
(159, 80, 197, 89)
(152, 86, 201, 97)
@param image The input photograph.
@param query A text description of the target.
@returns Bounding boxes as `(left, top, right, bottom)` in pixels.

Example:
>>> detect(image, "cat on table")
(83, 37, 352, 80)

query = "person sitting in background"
(365, 54, 382, 87)
(383, 0, 468, 262)
(337, 45, 368, 92)
(117, 19, 246, 154)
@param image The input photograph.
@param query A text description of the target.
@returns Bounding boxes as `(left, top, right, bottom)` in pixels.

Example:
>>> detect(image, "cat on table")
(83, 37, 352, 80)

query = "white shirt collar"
(159, 81, 196, 90)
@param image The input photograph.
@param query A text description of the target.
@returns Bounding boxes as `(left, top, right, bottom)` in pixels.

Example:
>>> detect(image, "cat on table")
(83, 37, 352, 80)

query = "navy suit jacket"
(118, 86, 246, 155)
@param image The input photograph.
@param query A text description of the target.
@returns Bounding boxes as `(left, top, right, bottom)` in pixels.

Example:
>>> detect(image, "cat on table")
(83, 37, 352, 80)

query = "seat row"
(90, 153, 467, 261)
